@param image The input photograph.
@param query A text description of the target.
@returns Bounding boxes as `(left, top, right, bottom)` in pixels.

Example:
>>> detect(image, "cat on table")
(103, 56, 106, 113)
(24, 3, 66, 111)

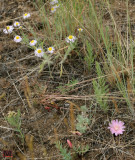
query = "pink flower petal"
(67, 139, 72, 148)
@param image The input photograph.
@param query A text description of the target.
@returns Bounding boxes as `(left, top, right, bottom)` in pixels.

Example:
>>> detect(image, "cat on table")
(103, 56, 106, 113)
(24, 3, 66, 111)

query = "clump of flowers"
(23, 13, 30, 19)
(29, 40, 37, 46)
(65, 35, 77, 43)
(3, 26, 14, 34)
(77, 28, 83, 32)
(14, 35, 22, 43)
(50, 0, 60, 13)
(14, 21, 20, 27)
(50, 0, 58, 5)
(108, 119, 125, 136)
(47, 47, 55, 54)
(34, 48, 44, 57)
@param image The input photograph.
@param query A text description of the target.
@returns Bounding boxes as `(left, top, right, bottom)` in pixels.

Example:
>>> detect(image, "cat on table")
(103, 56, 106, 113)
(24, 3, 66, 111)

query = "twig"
(0, 125, 15, 131)
(7, 71, 29, 114)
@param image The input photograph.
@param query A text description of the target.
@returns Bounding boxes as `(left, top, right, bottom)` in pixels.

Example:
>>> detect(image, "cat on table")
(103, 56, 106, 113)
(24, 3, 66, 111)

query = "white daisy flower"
(3, 26, 14, 34)
(14, 21, 20, 27)
(3, 29, 8, 34)
(47, 47, 55, 54)
(23, 13, 30, 19)
(50, 0, 58, 5)
(19, 26, 23, 29)
(29, 40, 37, 46)
(34, 48, 44, 57)
(14, 35, 22, 43)
(54, 4, 60, 8)
(51, 7, 56, 13)
(77, 28, 83, 32)
(65, 35, 77, 43)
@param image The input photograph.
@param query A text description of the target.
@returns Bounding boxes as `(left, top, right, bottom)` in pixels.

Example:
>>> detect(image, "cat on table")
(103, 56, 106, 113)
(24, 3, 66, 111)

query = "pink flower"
(67, 139, 72, 148)
(108, 119, 125, 136)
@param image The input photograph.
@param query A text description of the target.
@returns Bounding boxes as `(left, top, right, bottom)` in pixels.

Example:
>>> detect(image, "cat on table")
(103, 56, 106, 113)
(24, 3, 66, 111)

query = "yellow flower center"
(78, 28, 82, 31)
(51, 8, 54, 11)
(16, 36, 20, 39)
(24, 13, 28, 16)
(31, 40, 34, 43)
(16, 22, 19, 25)
(6, 26, 10, 30)
(114, 125, 119, 131)
(37, 49, 42, 53)
(68, 35, 73, 39)
(48, 47, 52, 51)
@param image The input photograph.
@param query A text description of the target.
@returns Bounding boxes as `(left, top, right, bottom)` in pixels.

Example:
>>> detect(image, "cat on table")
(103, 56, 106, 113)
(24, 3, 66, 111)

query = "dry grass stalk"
(127, 77, 134, 104)
(54, 128, 59, 142)
(17, 152, 27, 160)
(69, 102, 75, 131)
(24, 76, 32, 108)
(111, 65, 122, 83)
(25, 134, 34, 160)
(0, 92, 6, 101)
(0, 138, 8, 146)
(111, 97, 119, 113)
(64, 118, 69, 131)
